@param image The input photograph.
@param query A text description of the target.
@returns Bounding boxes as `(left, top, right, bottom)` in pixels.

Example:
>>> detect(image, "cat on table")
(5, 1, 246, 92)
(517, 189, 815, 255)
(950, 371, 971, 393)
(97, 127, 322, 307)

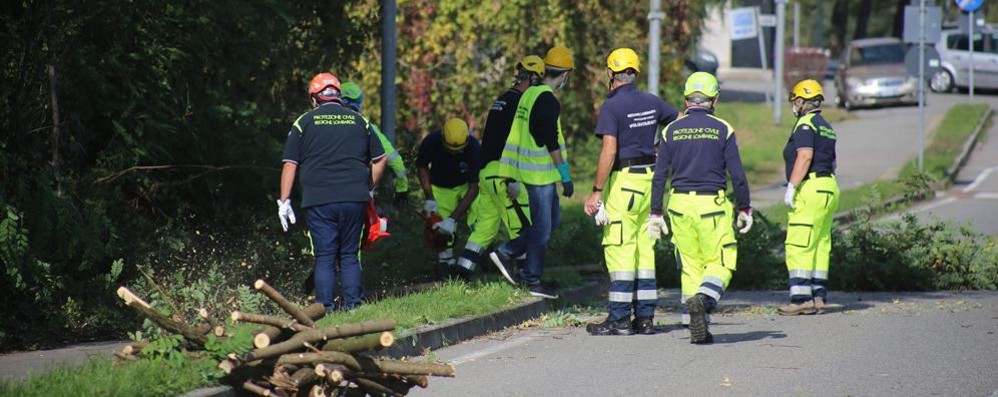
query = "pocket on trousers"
(602, 221, 623, 246)
(721, 242, 738, 271)
(786, 223, 813, 247)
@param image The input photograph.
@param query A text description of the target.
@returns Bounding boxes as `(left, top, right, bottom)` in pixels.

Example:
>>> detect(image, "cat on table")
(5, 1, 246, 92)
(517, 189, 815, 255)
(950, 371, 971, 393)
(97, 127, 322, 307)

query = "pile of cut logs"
(115, 279, 455, 396)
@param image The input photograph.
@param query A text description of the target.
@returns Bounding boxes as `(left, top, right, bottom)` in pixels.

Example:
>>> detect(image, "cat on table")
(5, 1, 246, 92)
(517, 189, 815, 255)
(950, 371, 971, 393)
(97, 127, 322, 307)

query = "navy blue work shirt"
(651, 107, 751, 213)
(595, 83, 679, 162)
(480, 88, 522, 165)
(416, 131, 481, 188)
(282, 102, 386, 207)
(783, 110, 837, 181)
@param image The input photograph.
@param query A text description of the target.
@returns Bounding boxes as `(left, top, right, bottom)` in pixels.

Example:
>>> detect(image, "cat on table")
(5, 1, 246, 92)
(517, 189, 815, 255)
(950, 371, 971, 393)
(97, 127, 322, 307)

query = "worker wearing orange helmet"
(416, 118, 482, 278)
(278, 72, 388, 312)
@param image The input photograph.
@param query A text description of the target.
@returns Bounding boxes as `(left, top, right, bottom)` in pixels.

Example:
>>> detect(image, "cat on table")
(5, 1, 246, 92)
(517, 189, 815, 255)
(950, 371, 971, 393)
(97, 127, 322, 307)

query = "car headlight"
(905, 76, 918, 85)
(846, 77, 864, 87)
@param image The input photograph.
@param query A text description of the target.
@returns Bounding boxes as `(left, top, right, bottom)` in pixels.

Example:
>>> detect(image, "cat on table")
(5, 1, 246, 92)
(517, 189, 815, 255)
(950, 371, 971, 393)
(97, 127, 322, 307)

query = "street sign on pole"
(729, 7, 758, 40)
(903, 6, 941, 43)
(905, 46, 941, 77)
(955, 0, 984, 12)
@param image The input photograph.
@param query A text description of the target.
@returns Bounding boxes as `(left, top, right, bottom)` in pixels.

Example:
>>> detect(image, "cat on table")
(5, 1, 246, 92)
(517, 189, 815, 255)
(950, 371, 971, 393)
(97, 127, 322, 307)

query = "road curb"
(178, 282, 601, 396)
(833, 106, 993, 227)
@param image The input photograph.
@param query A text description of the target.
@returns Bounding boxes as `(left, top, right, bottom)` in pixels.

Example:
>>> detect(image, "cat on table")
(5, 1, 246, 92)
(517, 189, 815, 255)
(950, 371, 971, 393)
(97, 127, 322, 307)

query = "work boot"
(632, 317, 655, 335)
(488, 251, 517, 285)
(778, 300, 818, 315)
(686, 294, 713, 344)
(814, 297, 826, 314)
(587, 317, 634, 336)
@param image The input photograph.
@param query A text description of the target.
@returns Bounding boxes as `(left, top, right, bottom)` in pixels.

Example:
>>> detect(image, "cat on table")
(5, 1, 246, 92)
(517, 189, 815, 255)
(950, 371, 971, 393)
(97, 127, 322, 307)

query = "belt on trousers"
(614, 156, 656, 171)
(671, 189, 724, 196)
(803, 171, 834, 181)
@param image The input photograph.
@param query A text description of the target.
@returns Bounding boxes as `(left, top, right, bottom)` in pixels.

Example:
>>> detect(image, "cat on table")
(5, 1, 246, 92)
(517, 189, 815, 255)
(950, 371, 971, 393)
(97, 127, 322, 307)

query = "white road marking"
(914, 197, 958, 214)
(448, 336, 536, 366)
(973, 192, 998, 200)
(963, 166, 998, 193)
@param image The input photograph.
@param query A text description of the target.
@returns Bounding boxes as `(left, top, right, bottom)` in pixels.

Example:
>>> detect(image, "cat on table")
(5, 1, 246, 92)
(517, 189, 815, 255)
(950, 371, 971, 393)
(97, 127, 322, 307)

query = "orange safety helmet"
(308, 72, 342, 103)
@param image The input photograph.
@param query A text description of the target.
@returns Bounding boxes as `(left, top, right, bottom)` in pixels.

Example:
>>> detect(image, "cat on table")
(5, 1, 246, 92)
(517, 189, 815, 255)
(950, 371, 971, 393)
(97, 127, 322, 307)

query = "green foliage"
(142, 335, 187, 368)
(203, 330, 255, 363)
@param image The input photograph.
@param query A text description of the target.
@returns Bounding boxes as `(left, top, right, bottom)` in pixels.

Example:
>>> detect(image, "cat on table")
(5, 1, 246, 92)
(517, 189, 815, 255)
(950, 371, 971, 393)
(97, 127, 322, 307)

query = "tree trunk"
(853, 0, 873, 39)
(254, 303, 325, 348)
(891, 0, 906, 38)
(254, 279, 315, 327)
(831, 0, 850, 58)
(276, 351, 456, 377)
(322, 332, 395, 353)
(47, 64, 61, 196)
(244, 319, 396, 362)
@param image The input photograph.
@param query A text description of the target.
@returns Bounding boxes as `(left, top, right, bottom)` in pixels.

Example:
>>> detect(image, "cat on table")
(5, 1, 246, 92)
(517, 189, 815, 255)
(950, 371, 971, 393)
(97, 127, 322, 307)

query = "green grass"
(759, 103, 991, 225)
(317, 280, 526, 330)
(0, 357, 212, 397)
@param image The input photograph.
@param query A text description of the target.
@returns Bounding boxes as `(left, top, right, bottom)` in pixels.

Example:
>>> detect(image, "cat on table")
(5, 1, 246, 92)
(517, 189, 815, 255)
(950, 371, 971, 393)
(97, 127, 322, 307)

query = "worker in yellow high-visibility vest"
(489, 46, 576, 300)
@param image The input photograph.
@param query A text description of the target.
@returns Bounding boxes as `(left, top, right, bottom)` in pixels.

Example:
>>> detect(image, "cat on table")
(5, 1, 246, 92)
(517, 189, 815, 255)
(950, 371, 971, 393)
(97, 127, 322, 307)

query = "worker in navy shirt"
(778, 79, 840, 316)
(278, 72, 387, 312)
(456, 55, 544, 275)
(648, 72, 753, 344)
(416, 118, 481, 277)
(583, 48, 678, 336)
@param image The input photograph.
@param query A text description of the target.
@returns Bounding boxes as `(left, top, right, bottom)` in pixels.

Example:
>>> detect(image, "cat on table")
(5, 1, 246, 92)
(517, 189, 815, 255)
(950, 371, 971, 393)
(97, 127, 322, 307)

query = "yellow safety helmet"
(683, 71, 720, 98)
(544, 45, 575, 70)
(607, 48, 640, 73)
(790, 79, 824, 101)
(517, 55, 546, 77)
(442, 118, 469, 152)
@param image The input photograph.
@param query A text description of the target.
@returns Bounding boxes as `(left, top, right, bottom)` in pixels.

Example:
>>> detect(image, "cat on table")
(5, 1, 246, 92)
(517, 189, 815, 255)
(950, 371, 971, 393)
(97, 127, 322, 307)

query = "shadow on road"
(712, 330, 787, 344)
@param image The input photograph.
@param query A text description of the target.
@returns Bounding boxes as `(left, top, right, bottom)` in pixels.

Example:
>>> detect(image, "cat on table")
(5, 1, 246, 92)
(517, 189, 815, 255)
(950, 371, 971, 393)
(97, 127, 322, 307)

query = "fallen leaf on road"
(720, 376, 732, 387)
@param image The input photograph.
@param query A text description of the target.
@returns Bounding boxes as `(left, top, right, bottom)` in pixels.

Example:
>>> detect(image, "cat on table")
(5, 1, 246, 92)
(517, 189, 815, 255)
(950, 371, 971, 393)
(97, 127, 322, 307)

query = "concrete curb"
(179, 282, 601, 396)
(833, 106, 993, 228)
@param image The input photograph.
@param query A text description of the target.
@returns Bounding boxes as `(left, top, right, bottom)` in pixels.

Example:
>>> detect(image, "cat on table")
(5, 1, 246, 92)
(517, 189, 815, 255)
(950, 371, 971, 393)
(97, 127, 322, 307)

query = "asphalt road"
(412, 290, 998, 397)
(897, 118, 998, 235)
(723, 74, 998, 209)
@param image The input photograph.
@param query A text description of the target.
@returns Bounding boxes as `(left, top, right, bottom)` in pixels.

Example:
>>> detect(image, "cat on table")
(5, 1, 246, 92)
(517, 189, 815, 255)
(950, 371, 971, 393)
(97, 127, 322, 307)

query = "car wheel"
(929, 70, 954, 93)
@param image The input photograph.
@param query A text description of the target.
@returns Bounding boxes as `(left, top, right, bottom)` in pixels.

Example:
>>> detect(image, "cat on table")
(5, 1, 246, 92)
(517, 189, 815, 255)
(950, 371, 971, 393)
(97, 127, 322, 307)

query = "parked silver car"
(931, 29, 998, 93)
(834, 37, 918, 110)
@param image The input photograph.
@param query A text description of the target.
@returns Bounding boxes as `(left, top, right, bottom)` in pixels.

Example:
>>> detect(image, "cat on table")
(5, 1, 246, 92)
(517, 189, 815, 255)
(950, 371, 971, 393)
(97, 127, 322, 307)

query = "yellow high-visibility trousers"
(601, 166, 657, 321)
(667, 191, 738, 312)
(785, 174, 839, 302)
(457, 162, 530, 271)
(432, 184, 474, 266)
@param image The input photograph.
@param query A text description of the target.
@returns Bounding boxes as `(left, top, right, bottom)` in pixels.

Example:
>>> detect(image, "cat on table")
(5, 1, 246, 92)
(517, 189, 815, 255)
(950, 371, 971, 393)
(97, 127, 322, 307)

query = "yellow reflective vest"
(497, 85, 567, 185)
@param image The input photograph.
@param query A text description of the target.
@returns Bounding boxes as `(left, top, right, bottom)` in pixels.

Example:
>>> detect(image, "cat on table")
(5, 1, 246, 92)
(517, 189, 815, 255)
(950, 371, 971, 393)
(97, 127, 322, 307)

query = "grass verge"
(0, 357, 213, 397)
(761, 103, 991, 225)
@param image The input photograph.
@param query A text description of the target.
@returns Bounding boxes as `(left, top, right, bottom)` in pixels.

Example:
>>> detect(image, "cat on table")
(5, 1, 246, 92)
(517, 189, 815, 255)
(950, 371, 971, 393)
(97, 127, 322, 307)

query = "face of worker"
(791, 98, 805, 117)
(555, 71, 571, 90)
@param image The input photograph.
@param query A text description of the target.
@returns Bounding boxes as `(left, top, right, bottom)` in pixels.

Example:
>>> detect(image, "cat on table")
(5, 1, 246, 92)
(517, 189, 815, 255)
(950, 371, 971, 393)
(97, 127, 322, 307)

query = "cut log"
(276, 351, 455, 377)
(116, 286, 207, 348)
(254, 303, 326, 349)
(314, 363, 348, 384)
(357, 375, 420, 396)
(254, 279, 315, 327)
(322, 332, 394, 353)
(194, 322, 213, 335)
(242, 380, 278, 396)
(233, 311, 311, 332)
(362, 374, 428, 390)
(214, 325, 226, 337)
(290, 367, 318, 389)
(245, 320, 396, 362)
(121, 339, 148, 356)
(353, 377, 402, 397)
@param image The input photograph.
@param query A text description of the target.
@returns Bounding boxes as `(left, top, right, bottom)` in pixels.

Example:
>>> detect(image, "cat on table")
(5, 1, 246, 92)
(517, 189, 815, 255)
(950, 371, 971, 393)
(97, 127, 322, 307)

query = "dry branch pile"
(115, 279, 455, 396)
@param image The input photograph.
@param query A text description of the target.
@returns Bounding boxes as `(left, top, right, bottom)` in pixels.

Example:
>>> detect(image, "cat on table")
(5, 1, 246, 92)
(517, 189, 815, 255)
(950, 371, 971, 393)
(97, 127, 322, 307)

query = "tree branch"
(95, 164, 278, 185)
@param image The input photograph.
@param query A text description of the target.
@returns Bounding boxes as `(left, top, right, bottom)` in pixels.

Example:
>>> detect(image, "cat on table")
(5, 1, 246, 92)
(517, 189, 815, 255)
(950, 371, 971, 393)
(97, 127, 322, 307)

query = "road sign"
(759, 15, 777, 27)
(903, 6, 942, 43)
(729, 7, 758, 40)
(906, 46, 941, 77)
(957, 12, 985, 36)
(955, 0, 984, 12)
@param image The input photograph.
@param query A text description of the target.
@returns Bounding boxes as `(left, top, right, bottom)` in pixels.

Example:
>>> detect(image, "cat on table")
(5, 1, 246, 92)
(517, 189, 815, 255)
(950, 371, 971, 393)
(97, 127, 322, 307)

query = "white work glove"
(784, 183, 796, 209)
(432, 217, 457, 235)
(647, 215, 669, 240)
(594, 201, 609, 226)
(277, 199, 296, 232)
(737, 208, 754, 234)
(422, 199, 438, 215)
(505, 180, 521, 200)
